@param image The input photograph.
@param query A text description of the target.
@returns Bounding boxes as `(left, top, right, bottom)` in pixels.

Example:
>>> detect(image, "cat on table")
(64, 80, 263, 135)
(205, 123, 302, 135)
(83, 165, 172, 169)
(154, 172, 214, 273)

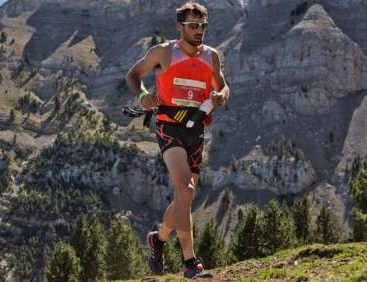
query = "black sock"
(184, 257, 196, 268)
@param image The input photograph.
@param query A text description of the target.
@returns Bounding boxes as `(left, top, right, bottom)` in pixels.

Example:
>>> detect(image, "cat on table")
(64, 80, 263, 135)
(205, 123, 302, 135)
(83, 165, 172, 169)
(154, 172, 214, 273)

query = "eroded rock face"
(202, 145, 316, 195)
(207, 3, 367, 191)
(226, 4, 367, 116)
(1, 0, 367, 230)
(288, 5, 367, 96)
(20, 142, 172, 211)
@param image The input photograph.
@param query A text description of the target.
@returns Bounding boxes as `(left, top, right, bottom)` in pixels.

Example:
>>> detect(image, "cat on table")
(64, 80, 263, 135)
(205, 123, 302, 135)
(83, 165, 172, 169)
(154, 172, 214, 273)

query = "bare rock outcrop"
(227, 4, 367, 116)
(20, 143, 172, 212)
(1, 0, 367, 239)
(202, 145, 316, 195)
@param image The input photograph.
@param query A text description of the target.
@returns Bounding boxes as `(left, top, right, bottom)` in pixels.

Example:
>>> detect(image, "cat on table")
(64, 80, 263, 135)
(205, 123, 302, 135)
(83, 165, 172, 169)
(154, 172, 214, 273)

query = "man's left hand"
(211, 91, 227, 107)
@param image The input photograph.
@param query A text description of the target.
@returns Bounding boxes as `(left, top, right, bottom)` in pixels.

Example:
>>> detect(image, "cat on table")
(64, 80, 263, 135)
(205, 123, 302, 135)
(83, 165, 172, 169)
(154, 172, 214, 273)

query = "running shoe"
(147, 231, 164, 275)
(183, 258, 213, 279)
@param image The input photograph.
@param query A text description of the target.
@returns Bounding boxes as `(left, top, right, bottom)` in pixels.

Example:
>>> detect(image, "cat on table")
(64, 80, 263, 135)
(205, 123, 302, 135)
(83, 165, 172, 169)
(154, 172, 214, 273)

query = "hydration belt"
(157, 105, 199, 124)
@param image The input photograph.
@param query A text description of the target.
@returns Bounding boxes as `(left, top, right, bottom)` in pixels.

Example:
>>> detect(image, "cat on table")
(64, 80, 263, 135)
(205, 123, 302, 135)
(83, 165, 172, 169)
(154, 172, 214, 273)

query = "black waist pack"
(157, 105, 198, 124)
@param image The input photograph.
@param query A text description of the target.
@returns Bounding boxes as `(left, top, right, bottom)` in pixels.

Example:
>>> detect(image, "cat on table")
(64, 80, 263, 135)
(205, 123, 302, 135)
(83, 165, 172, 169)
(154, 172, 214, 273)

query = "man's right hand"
(141, 94, 157, 110)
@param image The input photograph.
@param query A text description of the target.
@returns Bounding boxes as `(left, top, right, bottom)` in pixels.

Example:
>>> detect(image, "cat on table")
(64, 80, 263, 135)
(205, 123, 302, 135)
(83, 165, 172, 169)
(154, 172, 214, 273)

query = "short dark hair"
(176, 1, 208, 23)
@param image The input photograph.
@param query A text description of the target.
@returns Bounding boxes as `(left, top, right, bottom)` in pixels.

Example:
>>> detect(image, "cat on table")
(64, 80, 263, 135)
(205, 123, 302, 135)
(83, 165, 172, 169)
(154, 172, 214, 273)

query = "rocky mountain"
(0, 0, 367, 279)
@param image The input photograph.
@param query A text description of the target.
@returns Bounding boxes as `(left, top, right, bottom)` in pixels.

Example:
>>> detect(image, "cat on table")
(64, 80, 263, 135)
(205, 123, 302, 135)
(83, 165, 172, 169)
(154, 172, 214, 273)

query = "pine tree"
(106, 219, 146, 280)
(54, 95, 60, 113)
(84, 213, 108, 282)
(71, 213, 90, 281)
(41, 245, 52, 282)
(13, 245, 35, 281)
(349, 159, 367, 213)
(349, 159, 367, 241)
(316, 206, 341, 244)
(0, 158, 10, 194)
(262, 199, 296, 255)
(197, 219, 227, 269)
(292, 196, 311, 244)
(0, 31, 6, 43)
(163, 236, 182, 274)
(45, 223, 57, 246)
(352, 209, 367, 241)
(229, 203, 263, 262)
(46, 242, 81, 282)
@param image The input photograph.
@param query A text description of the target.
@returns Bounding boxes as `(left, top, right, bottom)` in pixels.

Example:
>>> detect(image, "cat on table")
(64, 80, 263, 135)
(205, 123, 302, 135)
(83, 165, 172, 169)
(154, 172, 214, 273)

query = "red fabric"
(156, 43, 214, 123)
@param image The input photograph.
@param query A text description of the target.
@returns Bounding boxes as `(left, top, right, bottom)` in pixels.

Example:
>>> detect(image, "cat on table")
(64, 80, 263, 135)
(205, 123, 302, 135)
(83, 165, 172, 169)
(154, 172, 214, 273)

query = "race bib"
(172, 78, 206, 107)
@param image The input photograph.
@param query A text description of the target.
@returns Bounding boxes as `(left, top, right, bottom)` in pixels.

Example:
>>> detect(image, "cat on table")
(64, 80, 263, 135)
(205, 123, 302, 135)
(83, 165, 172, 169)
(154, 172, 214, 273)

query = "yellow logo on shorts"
(174, 110, 188, 122)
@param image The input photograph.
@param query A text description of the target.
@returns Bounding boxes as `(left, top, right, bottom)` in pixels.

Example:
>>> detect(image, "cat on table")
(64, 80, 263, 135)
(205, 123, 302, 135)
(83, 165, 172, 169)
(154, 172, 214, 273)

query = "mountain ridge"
(0, 0, 366, 227)
(1, 0, 366, 234)
(1, 0, 367, 280)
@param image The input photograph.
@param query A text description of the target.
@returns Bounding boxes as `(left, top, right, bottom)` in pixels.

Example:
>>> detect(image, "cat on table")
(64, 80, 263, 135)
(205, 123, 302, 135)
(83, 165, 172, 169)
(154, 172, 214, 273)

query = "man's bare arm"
(125, 45, 165, 108)
(211, 50, 230, 107)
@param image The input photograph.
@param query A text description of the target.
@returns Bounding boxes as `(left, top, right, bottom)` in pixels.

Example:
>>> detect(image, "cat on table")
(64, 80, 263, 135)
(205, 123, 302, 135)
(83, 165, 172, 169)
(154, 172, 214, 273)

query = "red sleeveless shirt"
(156, 40, 214, 123)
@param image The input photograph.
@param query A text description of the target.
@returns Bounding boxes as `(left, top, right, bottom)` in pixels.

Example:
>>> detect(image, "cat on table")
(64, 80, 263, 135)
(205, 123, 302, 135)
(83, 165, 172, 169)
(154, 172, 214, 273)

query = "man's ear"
(176, 22, 182, 32)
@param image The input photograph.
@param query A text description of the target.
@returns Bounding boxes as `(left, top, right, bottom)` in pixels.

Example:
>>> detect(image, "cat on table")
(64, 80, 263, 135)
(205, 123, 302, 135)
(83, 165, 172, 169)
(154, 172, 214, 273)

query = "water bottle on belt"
(186, 92, 216, 128)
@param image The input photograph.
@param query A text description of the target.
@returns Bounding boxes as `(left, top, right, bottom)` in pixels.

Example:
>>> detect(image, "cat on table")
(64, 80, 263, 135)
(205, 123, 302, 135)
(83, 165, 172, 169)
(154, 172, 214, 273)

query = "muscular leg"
(158, 202, 174, 241)
(158, 146, 199, 260)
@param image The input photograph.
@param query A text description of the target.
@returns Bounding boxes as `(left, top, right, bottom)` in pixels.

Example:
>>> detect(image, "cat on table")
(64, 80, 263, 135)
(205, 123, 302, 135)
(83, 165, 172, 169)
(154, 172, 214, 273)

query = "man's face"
(178, 14, 208, 47)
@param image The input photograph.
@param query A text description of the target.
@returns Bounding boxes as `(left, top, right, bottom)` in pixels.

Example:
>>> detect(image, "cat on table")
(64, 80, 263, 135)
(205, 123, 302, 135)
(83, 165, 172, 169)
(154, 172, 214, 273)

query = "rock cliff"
(1, 0, 367, 241)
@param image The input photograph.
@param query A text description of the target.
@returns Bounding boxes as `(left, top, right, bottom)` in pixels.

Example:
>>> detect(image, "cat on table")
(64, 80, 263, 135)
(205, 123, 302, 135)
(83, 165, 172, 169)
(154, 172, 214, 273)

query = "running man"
(125, 1, 229, 279)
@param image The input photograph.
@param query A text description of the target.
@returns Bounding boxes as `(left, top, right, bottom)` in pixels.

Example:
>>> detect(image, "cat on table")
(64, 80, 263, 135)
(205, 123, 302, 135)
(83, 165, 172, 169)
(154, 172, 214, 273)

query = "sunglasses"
(180, 22, 208, 30)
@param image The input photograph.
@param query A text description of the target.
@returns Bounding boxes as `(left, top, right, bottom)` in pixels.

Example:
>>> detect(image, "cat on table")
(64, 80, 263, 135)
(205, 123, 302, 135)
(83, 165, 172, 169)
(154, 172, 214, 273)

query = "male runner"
(125, 1, 229, 278)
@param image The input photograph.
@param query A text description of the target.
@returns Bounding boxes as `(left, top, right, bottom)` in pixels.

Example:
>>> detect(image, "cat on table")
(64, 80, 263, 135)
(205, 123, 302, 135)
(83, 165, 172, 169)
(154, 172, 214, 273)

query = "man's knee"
(174, 186, 194, 208)
(172, 172, 196, 190)
(173, 180, 195, 192)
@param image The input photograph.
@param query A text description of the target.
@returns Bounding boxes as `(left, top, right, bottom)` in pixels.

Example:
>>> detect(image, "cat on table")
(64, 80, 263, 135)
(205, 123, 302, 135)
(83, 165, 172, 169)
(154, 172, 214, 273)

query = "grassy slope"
(118, 242, 367, 282)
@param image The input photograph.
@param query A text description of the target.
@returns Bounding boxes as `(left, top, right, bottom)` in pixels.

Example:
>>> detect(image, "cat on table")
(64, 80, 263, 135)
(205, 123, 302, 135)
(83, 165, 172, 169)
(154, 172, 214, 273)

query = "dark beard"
(184, 35, 203, 47)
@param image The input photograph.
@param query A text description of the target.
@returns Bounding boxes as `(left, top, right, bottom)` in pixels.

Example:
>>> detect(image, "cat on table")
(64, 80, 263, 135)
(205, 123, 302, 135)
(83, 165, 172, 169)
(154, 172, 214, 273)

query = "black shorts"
(156, 121, 205, 174)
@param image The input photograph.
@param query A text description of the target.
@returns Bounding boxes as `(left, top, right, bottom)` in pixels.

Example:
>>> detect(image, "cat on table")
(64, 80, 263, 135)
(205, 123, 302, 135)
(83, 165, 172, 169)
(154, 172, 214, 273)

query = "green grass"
(112, 242, 367, 281)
